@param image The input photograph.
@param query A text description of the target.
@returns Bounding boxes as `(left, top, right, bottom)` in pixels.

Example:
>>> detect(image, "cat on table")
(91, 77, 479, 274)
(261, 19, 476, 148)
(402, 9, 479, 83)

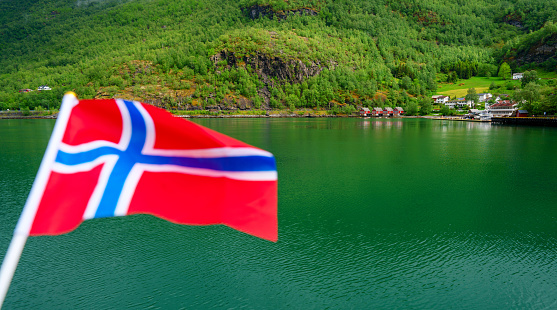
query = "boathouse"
(394, 107, 405, 116)
(359, 107, 371, 117)
(372, 107, 383, 117)
(384, 107, 394, 117)
(516, 110, 529, 117)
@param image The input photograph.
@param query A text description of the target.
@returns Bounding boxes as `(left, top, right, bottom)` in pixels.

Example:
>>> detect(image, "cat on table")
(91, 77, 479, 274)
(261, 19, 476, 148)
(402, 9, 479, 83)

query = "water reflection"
(358, 119, 404, 130)
(2, 119, 557, 309)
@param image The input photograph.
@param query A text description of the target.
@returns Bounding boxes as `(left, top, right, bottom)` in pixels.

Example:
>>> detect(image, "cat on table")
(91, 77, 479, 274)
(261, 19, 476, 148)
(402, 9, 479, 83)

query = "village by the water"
(358, 91, 528, 122)
(4, 72, 557, 127)
(358, 72, 557, 126)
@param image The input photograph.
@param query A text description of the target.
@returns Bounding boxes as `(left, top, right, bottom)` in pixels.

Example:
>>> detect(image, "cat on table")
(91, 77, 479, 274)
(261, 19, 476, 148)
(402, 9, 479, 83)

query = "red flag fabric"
(16, 93, 278, 241)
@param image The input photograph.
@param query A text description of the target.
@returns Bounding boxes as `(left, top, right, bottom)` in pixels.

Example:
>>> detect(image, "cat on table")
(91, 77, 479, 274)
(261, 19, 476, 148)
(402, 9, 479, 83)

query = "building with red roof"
(487, 100, 518, 117)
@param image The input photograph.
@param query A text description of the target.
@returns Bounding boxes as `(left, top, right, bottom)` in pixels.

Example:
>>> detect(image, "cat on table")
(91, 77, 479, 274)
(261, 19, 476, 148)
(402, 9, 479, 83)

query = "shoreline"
(5, 113, 554, 127)
(0, 111, 499, 122)
(0, 113, 475, 121)
(0, 114, 58, 119)
(0, 114, 419, 119)
(0, 111, 417, 120)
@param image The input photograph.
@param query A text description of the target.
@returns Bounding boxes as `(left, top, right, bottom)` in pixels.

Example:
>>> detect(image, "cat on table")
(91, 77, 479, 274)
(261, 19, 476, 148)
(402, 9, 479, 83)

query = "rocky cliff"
(242, 5, 318, 21)
(212, 50, 332, 84)
(211, 50, 336, 106)
(512, 33, 557, 66)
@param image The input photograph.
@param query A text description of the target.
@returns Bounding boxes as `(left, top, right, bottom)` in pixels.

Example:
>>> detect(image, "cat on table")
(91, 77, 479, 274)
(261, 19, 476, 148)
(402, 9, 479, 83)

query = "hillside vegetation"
(1, 0, 557, 114)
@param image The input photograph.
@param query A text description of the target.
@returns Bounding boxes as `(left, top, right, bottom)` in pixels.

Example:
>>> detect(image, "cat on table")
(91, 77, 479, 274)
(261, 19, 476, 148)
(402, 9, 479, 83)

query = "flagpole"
(0, 92, 79, 308)
(0, 234, 28, 307)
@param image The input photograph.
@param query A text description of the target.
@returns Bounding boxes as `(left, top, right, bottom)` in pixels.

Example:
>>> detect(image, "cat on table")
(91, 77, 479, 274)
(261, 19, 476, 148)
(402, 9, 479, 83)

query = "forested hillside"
(1, 0, 557, 113)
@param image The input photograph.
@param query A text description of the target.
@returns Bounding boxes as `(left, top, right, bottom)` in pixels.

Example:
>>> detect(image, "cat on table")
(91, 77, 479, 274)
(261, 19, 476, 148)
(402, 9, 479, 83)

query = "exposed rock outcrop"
(211, 50, 336, 107)
(512, 33, 557, 66)
(242, 5, 318, 21)
(503, 13, 524, 28)
(211, 50, 335, 85)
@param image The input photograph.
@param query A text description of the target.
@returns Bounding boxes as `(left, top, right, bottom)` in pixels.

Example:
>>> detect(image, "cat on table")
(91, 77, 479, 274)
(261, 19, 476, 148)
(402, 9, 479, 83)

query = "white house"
(512, 73, 523, 80)
(445, 99, 473, 109)
(434, 95, 450, 104)
(477, 93, 492, 102)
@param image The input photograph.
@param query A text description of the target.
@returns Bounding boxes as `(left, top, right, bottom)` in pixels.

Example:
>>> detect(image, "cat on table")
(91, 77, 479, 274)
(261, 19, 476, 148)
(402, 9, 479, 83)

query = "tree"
(514, 82, 541, 113)
(465, 88, 479, 108)
(419, 97, 432, 115)
(478, 63, 497, 77)
(426, 77, 437, 92)
(285, 94, 301, 108)
(406, 101, 419, 116)
(400, 76, 412, 90)
(521, 70, 538, 88)
(540, 88, 557, 115)
(440, 105, 456, 116)
(498, 62, 512, 80)
(358, 80, 377, 98)
(447, 71, 458, 83)
(505, 81, 516, 90)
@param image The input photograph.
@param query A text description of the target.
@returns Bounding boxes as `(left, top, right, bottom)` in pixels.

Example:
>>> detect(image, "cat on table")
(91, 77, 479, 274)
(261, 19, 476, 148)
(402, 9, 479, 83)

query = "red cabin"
(395, 107, 405, 115)
(372, 107, 383, 117)
(384, 107, 394, 117)
(359, 107, 371, 117)
(516, 110, 528, 117)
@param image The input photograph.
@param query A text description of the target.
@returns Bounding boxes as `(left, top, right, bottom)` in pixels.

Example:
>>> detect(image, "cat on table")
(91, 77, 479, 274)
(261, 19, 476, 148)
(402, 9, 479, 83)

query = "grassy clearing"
(535, 69, 557, 79)
(440, 87, 489, 98)
(436, 76, 510, 97)
(435, 70, 557, 99)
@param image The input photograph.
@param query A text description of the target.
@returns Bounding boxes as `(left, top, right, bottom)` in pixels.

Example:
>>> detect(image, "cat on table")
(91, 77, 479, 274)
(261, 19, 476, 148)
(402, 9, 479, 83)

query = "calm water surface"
(1, 118, 556, 309)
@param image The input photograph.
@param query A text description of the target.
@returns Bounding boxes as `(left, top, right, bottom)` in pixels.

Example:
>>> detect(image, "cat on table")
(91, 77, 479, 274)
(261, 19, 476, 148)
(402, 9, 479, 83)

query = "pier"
(491, 117, 557, 127)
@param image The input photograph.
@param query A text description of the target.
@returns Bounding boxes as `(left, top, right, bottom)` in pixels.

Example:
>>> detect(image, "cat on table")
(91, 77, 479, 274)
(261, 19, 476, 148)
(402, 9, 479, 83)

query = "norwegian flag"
(16, 93, 278, 241)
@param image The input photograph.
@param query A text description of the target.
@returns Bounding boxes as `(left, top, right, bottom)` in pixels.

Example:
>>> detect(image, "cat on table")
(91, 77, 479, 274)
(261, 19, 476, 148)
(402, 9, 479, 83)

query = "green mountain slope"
(1, 0, 556, 112)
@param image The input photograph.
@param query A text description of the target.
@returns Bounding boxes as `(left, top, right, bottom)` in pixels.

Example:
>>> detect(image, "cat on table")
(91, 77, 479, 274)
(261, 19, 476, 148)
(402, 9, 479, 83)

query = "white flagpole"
(0, 234, 28, 306)
(0, 92, 79, 308)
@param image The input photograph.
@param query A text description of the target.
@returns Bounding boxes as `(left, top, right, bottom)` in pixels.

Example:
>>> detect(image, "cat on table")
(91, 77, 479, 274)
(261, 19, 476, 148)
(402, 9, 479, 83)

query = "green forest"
(1, 0, 557, 115)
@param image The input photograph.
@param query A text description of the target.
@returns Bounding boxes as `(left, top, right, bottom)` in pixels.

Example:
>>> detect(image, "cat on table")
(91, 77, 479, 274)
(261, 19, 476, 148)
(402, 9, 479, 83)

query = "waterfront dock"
(491, 117, 557, 127)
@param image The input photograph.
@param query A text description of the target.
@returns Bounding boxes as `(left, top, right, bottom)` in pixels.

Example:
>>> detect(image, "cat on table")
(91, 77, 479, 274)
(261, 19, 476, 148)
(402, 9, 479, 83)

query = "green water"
(1, 118, 556, 309)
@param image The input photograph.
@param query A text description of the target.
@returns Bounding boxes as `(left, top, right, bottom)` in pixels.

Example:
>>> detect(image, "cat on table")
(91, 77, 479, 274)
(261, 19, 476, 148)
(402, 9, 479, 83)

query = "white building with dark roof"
(445, 99, 473, 109)
(434, 96, 450, 104)
(487, 100, 518, 116)
(477, 93, 492, 102)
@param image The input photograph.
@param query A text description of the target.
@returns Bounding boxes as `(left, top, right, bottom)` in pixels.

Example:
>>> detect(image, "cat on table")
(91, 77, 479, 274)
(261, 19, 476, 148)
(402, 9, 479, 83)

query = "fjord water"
(1, 118, 556, 309)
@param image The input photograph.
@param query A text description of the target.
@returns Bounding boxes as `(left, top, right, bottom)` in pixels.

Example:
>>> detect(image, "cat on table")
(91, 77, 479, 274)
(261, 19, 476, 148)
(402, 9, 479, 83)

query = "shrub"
(341, 104, 356, 114)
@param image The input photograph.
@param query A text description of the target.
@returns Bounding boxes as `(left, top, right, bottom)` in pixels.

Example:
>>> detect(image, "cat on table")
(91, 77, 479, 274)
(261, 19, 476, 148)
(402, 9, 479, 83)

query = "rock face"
(513, 33, 557, 66)
(503, 13, 524, 28)
(506, 20, 524, 28)
(211, 50, 333, 85)
(242, 5, 318, 21)
(211, 50, 335, 108)
(245, 52, 327, 85)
